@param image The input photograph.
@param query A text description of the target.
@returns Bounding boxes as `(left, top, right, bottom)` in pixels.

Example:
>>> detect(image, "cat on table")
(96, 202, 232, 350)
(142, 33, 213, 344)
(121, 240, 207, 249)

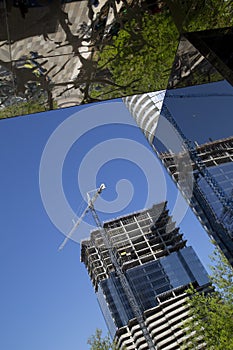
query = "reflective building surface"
(1, 0, 233, 118)
(124, 82, 233, 266)
(81, 203, 209, 349)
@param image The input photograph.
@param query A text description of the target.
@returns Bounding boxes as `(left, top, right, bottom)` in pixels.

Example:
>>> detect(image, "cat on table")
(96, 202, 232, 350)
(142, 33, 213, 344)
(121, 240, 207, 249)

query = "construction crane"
(158, 101, 233, 232)
(147, 91, 233, 219)
(161, 103, 233, 209)
(144, 92, 233, 264)
(159, 91, 233, 232)
(59, 184, 156, 350)
(58, 183, 106, 251)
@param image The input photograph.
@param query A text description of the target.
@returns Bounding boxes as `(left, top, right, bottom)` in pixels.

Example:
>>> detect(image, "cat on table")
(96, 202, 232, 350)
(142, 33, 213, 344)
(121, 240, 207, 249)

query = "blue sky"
(165, 80, 233, 144)
(0, 81, 232, 350)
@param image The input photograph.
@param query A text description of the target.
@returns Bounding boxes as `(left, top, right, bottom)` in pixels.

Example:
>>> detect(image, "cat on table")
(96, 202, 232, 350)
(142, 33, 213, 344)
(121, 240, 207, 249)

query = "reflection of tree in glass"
(91, 8, 179, 100)
(0, 58, 53, 112)
(0, 98, 48, 119)
(168, 36, 223, 89)
(52, 0, 150, 103)
(169, 0, 233, 32)
(1, 0, 178, 114)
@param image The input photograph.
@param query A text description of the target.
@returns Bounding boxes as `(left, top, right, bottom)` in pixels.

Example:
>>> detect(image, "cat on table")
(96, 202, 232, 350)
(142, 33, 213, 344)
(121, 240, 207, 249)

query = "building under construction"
(124, 92, 233, 267)
(160, 136, 233, 267)
(81, 202, 209, 349)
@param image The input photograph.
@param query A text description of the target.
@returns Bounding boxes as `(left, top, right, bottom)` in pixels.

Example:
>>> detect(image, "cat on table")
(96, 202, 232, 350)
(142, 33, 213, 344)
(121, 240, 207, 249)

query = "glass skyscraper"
(81, 203, 210, 349)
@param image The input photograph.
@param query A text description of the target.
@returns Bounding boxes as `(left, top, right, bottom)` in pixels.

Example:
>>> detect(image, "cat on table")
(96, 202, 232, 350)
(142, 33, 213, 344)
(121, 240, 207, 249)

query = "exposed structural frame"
(123, 91, 233, 266)
(161, 102, 233, 214)
(158, 98, 233, 265)
(89, 199, 156, 349)
(60, 184, 156, 349)
(82, 201, 212, 349)
(159, 137, 233, 267)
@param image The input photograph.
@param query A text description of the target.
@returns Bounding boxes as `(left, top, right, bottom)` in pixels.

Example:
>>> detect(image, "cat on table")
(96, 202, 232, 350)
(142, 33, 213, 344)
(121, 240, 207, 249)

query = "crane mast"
(161, 103, 233, 219)
(150, 91, 233, 215)
(89, 204, 156, 350)
(59, 184, 156, 349)
(58, 184, 106, 251)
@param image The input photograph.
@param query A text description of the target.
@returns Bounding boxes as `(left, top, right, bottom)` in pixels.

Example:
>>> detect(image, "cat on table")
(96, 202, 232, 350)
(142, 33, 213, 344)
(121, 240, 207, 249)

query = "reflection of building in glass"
(167, 35, 223, 89)
(81, 203, 210, 349)
(124, 91, 165, 144)
(124, 92, 233, 266)
(160, 137, 233, 264)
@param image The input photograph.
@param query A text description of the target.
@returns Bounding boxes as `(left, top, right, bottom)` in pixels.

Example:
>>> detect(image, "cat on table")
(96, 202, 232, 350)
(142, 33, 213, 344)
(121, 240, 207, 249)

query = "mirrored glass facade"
(0, 0, 179, 118)
(197, 162, 233, 231)
(124, 82, 233, 266)
(97, 246, 208, 337)
(1, 0, 233, 118)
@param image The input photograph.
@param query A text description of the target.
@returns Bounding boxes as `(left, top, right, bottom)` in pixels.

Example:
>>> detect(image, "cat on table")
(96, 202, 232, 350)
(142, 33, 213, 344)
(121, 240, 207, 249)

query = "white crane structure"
(58, 184, 156, 349)
(58, 183, 106, 251)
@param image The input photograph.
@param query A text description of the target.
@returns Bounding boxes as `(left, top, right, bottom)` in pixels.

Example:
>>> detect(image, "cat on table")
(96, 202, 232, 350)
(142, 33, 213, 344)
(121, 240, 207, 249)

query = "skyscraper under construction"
(81, 202, 209, 349)
(124, 89, 233, 267)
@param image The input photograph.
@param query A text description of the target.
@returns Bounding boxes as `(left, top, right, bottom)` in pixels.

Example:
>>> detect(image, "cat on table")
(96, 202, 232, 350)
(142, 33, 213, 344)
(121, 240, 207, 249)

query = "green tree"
(166, 0, 233, 32)
(182, 247, 233, 349)
(92, 8, 179, 100)
(184, 0, 233, 32)
(87, 329, 119, 350)
(0, 99, 49, 119)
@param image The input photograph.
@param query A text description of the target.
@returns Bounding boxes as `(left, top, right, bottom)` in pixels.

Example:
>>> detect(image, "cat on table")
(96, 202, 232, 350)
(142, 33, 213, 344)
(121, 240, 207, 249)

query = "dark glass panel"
(168, 35, 223, 89)
(186, 28, 233, 86)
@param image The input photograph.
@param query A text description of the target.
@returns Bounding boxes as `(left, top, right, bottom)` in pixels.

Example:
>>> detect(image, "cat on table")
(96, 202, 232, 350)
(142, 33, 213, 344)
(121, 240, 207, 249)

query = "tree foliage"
(167, 0, 233, 32)
(182, 248, 233, 349)
(0, 98, 49, 118)
(87, 329, 119, 350)
(184, 0, 233, 32)
(92, 8, 179, 99)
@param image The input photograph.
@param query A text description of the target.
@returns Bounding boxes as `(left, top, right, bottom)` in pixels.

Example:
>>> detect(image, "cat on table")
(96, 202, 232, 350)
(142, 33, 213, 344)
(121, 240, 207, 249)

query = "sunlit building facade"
(81, 203, 210, 349)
